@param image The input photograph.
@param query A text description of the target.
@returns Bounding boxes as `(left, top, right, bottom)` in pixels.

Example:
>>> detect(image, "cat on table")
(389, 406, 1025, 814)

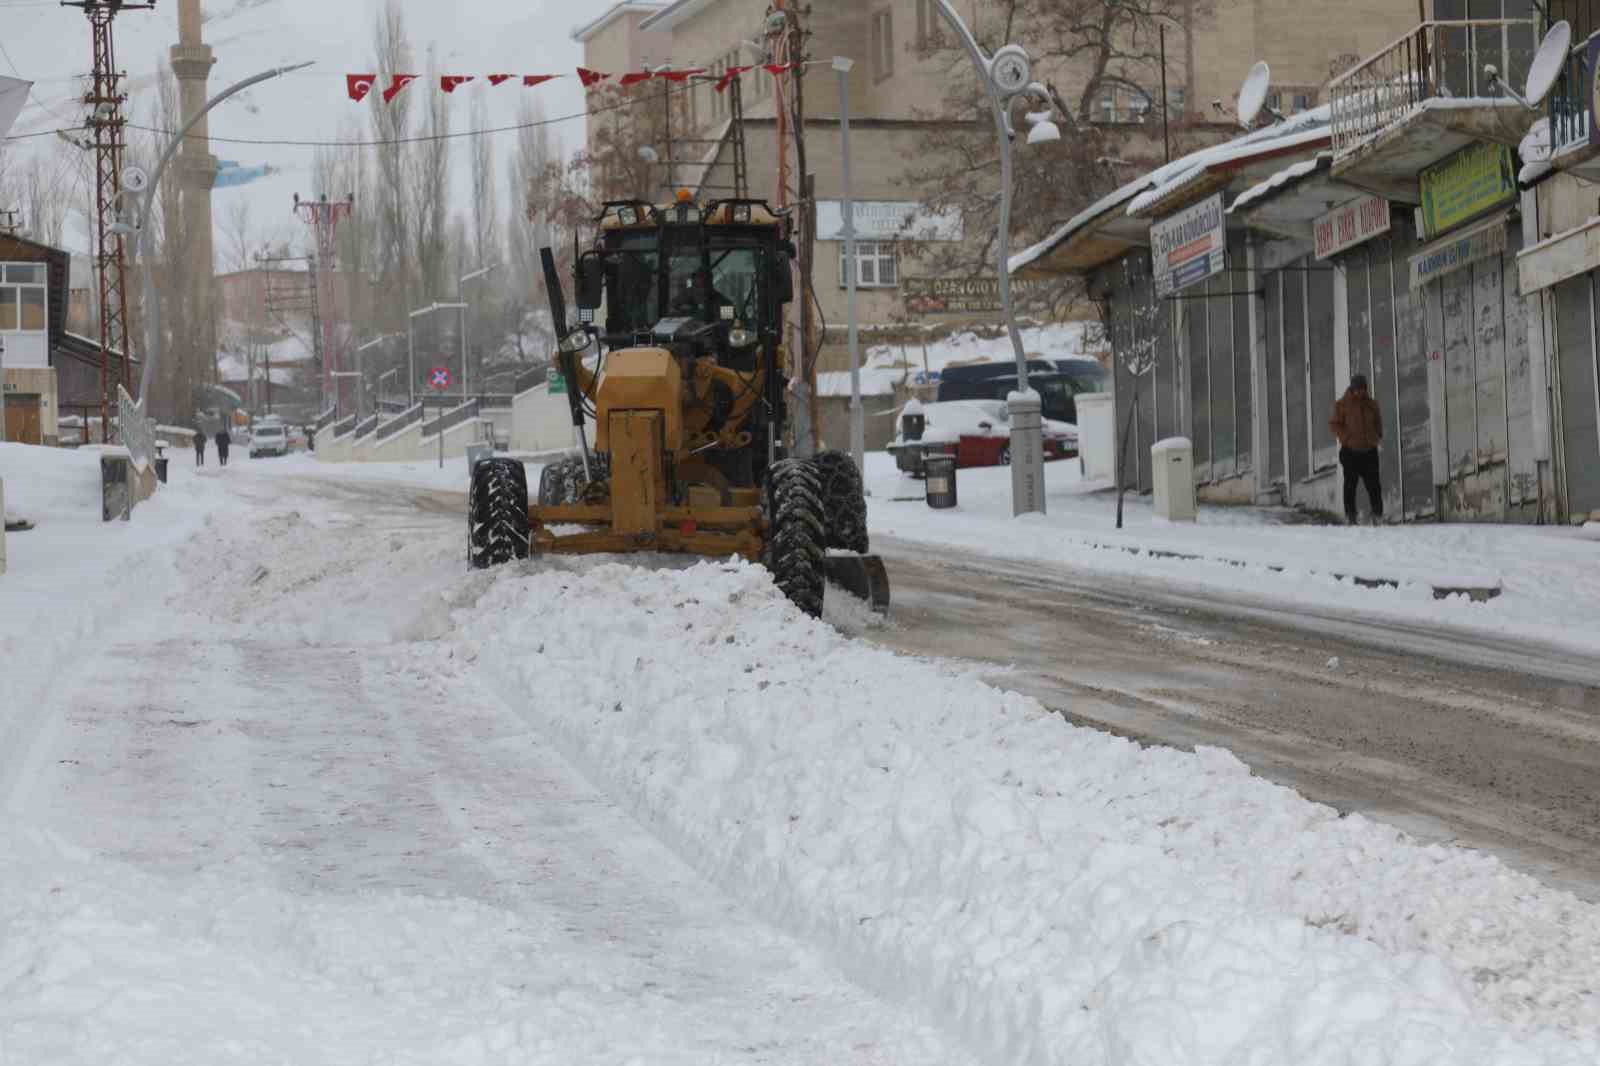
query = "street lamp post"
(124, 61, 313, 411)
(460, 264, 495, 401)
(929, 2, 1052, 515)
(832, 56, 865, 482)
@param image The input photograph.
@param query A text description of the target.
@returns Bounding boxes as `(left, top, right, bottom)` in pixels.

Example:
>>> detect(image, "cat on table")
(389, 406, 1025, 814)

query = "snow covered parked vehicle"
(249, 423, 288, 458)
(887, 398, 1078, 477)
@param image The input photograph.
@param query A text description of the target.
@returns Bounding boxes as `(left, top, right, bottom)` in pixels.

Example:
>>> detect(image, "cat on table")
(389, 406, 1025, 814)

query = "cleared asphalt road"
(868, 537, 1600, 901)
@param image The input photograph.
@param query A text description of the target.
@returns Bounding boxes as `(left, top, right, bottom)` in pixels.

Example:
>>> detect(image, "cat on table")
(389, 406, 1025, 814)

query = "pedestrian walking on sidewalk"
(193, 426, 206, 466)
(215, 429, 231, 467)
(1330, 373, 1383, 525)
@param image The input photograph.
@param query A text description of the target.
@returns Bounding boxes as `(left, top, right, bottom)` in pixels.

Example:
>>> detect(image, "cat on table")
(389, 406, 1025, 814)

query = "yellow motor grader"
(467, 192, 887, 616)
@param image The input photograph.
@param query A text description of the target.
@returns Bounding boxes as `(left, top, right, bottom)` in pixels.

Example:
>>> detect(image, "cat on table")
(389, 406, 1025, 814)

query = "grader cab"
(467, 193, 887, 617)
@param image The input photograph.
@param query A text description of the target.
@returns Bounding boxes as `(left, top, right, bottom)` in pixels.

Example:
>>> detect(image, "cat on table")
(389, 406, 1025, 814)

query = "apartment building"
(574, 0, 1417, 378)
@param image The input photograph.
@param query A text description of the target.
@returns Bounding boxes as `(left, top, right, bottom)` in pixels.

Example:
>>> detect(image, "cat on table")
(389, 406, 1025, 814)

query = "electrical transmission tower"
(63, 0, 154, 441)
(293, 193, 354, 416)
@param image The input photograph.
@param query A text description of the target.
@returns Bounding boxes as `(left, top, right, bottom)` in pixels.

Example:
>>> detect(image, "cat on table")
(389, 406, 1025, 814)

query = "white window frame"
(838, 240, 898, 289)
(0, 263, 47, 334)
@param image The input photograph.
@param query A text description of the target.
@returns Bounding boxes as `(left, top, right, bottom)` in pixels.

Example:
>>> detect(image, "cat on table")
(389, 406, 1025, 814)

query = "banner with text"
(1419, 142, 1515, 240)
(1314, 195, 1391, 259)
(903, 276, 1048, 315)
(814, 201, 963, 242)
(1151, 192, 1226, 297)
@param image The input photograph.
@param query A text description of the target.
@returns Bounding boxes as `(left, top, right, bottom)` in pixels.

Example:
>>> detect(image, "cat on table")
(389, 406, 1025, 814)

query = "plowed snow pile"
(464, 558, 1600, 1066)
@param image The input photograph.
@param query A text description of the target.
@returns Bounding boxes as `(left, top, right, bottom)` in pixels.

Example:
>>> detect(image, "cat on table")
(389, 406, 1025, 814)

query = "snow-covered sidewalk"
(864, 453, 1600, 657)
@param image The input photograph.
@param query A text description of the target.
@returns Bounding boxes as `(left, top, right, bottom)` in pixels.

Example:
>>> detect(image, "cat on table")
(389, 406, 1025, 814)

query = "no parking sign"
(429, 367, 452, 391)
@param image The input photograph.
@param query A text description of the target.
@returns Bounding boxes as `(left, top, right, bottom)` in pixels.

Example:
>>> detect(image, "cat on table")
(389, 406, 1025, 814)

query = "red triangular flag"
(522, 74, 555, 87)
(488, 74, 514, 87)
(577, 68, 611, 88)
(382, 74, 418, 103)
(659, 68, 706, 82)
(763, 63, 794, 76)
(715, 65, 752, 93)
(441, 75, 475, 93)
(620, 71, 654, 87)
(347, 74, 377, 102)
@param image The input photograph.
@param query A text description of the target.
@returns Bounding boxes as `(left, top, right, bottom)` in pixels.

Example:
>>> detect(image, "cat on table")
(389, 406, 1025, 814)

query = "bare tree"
(906, 0, 1214, 316)
(468, 91, 498, 271)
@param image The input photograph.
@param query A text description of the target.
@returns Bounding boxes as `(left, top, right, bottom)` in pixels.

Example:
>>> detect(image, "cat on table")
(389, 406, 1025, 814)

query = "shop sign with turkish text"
(1314, 195, 1391, 259)
(1418, 142, 1516, 239)
(1151, 192, 1226, 296)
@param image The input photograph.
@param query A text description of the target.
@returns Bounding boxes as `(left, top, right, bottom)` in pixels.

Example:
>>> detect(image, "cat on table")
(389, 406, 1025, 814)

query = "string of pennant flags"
(345, 64, 801, 104)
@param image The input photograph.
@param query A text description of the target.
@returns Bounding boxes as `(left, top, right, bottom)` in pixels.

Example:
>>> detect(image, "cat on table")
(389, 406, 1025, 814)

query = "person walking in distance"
(1330, 373, 1383, 525)
(215, 427, 231, 467)
(193, 424, 206, 466)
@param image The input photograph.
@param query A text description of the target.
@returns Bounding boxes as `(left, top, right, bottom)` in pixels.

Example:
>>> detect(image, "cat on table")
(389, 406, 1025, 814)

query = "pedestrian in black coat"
(193, 427, 206, 466)
(215, 429, 231, 467)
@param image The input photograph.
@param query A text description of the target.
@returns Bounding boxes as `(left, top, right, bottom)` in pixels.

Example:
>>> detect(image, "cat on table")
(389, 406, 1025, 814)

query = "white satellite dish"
(121, 166, 149, 193)
(1236, 61, 1271, 128)
(1524, 20, 1571, 108)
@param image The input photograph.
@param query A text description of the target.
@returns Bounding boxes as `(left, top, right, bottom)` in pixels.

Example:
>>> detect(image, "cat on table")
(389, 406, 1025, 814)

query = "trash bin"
(925, 454, 958, 509)
(154, 457, 169, 483)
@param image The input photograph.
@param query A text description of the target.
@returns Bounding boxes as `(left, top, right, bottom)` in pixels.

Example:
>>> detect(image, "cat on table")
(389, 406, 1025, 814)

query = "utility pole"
(772, 1, 819, 456)
(294, 193, 354, 416)
(64, 0, 153, 441)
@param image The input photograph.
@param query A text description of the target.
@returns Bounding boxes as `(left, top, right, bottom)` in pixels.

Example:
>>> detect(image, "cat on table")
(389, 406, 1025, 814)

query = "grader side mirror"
(575, 254, 604, 311)
(771, 258, 795, 306)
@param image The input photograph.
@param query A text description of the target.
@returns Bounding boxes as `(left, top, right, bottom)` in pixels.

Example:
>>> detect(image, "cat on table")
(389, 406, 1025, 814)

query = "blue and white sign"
(1151, 193, 1226, 297)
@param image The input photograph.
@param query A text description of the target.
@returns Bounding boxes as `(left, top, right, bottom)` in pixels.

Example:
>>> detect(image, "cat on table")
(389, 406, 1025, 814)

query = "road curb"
(1074, 538, 1503, 602)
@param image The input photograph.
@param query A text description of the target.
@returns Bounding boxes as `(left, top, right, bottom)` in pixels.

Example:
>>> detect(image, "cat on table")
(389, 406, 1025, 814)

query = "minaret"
(170, 0, 217, 397)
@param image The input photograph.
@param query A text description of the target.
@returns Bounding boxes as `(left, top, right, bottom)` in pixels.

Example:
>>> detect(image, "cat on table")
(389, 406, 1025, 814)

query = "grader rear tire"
(538, 453, 610, 505)
(764, 458, 826, 617)
(811, 449, 869, 554)
(469, 458, 531, 569)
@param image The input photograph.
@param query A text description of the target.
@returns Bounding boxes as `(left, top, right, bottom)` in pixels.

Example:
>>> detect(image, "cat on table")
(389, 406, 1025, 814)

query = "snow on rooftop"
(1009, 105, 1333, 275)
(1227, 153, 1330, 215)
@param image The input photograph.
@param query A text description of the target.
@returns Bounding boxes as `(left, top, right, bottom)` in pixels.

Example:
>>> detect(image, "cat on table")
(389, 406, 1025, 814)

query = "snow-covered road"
(4, 452, 1599, 1066)
(3, 460, 969, 1065)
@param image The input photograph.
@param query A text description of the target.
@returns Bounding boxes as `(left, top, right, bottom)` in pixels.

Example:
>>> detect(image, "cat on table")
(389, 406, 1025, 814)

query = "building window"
(915, 0, 941, 46)
(872, 8, 894, 80)
(1091, 86, 1152, 124)
(1168, 86, 1186, 117)
(1292, 92, 1312, 112)
(839, 241, 898, 288)
(0, 263, 47, 333)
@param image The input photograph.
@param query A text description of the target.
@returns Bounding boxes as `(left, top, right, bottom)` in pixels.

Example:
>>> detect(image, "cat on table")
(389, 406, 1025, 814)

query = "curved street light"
(929, 2, 1058, 515)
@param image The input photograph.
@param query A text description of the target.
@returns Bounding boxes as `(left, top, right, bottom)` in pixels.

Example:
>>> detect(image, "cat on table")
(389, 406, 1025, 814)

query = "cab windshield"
(604, 230, 764, 335)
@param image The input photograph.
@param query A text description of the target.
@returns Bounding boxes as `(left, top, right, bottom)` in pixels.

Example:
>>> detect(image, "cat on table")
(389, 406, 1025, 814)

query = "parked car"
(286, 425, 308, 450)
(937, 358, 1106, 424)
(887, 399, 1078, 476)
(249, 423, 289, 458)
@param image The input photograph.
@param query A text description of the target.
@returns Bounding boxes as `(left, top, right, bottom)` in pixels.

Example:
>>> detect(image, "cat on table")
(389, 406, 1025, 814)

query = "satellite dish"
(1524, 20, 1571, 108)
(1237, 61, 1271, 128)
(121, 166, 149, 193)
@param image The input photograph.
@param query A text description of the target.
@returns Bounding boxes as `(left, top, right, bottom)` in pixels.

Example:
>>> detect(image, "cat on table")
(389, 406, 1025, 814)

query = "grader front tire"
(764, 458, 827, 617)
(469, 458, 532, 569)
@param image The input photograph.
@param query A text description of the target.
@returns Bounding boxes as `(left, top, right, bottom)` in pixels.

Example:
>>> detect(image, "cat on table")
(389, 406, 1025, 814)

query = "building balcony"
(1536, 26, 1600, 182)
(1329, 18, 1540, 202)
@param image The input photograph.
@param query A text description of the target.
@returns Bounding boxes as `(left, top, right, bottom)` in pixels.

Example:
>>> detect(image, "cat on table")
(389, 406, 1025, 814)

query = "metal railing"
(421, 398, 480, 439)
(329, 413, 358, 439)
(514, 363, 553, 394)
(351, 413, 380, 440)
(1329, 18, 1539, 158)
(1548, 26, 1600, 156)
(374, 403, 423, 442)
(314, 406, 339, 434)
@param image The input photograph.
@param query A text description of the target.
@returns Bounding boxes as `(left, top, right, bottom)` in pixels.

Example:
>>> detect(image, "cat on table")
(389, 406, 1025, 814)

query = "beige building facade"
(574, 0, 1419, 375)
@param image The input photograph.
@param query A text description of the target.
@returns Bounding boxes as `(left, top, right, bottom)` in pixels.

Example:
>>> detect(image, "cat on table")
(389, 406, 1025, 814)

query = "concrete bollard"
(1151, 437, 1197, 522)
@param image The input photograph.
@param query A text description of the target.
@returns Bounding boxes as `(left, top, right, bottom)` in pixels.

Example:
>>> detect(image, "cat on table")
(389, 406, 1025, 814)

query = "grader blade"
(823, 554, 891, 615)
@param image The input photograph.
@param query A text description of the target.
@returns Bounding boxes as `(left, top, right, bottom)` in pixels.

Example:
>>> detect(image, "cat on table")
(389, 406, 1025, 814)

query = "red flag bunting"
(763, 62, 795, 76)
(577, 68, 611, 87)
(440, 75, 475, 93)
(659, 68, 706, 82)
(619, 70, 654, 87)
(487, 74, 514, 86)
(347, 73, 376, 102)
(715, 65, 753, 93)
(522, 74, 555, 87)
(382, 74, 419, 103)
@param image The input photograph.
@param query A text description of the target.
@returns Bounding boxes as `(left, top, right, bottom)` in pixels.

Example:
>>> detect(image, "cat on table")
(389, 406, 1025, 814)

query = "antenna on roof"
(1236, 61, 1277, 129)
(1485, 20, 1570, 110)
